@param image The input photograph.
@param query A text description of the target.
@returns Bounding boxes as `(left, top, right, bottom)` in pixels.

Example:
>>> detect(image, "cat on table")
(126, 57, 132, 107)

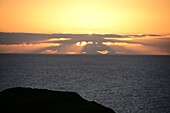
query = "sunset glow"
(102, 42, 114, 46)
(0, 0, 170, 55)
(76, 41, 93, 47)
(0, 43, 61, 53)
(0, 0, 170, 34)
(48, 38, 71, 41)
(0, 2, 170, 113)
(97, 50, 109, 55)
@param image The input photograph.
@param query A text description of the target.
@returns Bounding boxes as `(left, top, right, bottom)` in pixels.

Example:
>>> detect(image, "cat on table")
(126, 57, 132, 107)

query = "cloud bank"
(0, 32, 170, 55)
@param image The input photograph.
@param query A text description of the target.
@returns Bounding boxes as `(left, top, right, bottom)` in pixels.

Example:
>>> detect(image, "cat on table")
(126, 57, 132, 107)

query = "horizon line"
(0, 31, 170, 35)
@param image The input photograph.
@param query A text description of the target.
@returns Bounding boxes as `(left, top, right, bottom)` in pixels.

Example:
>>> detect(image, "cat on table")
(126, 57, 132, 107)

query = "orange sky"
(0, 0, 170, 34)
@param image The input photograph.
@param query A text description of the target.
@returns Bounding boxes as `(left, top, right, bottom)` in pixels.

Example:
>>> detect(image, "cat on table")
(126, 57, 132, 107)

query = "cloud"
(97, 50, 109, 54)
(0, 32, 124, 45)
(41, 50, 58, 54)
(0, 43, 60, 54)
(0, 32, 170, 55)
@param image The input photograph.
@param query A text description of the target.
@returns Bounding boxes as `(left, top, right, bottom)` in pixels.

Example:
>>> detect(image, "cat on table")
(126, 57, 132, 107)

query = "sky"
(0, 0, 170, 55)
(0, 0, 170, 34)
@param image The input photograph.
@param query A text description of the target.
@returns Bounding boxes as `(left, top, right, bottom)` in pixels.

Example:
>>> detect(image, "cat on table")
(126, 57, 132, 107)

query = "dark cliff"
(0, 87, 115, 113)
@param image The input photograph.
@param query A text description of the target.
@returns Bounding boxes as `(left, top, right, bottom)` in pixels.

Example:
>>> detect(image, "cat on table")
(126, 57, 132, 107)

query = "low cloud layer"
(0, 32, 170, 55)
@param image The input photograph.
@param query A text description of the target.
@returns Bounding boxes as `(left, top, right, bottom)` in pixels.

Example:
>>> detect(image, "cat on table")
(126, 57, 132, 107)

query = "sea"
(0, 54, 170, 113)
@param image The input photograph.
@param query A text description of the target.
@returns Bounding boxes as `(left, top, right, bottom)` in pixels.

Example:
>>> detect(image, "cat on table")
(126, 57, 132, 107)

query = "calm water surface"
(0, 54, 170, 113)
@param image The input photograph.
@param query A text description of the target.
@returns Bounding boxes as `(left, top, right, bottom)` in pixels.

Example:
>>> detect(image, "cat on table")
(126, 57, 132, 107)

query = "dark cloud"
(126, 34, 165, 38)
(0, 32, 168, 44)
(0, 32, 170, 55)
(109, 37, 170, 54)
(0, 32, 51, 44)
(136, 38, 170, 53)
(82, 43, 116, 54)
(0, 32, 124, 45)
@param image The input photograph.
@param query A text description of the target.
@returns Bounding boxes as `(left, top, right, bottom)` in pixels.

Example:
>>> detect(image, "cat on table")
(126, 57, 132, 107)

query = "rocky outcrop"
(0, 87, 115, 113)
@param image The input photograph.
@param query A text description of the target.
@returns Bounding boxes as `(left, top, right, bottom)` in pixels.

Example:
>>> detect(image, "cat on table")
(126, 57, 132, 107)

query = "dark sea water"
(0, 54, 170, 113)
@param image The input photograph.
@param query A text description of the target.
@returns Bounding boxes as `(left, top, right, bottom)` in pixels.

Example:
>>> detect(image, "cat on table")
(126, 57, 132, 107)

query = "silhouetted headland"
(0, 87, 115, 113)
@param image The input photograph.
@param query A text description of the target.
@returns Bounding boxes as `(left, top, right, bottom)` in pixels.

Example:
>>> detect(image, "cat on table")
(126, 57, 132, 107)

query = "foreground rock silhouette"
(0, 87, 115, 113)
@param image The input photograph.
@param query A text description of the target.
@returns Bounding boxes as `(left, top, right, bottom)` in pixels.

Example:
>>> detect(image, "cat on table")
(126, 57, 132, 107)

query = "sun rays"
(0, 33, 170, 55)
(76, 41, 93, 47)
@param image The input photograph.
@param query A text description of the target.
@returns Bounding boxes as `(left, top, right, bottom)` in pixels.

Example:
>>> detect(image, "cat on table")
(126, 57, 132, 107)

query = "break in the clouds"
(0, 32, 170, 55)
